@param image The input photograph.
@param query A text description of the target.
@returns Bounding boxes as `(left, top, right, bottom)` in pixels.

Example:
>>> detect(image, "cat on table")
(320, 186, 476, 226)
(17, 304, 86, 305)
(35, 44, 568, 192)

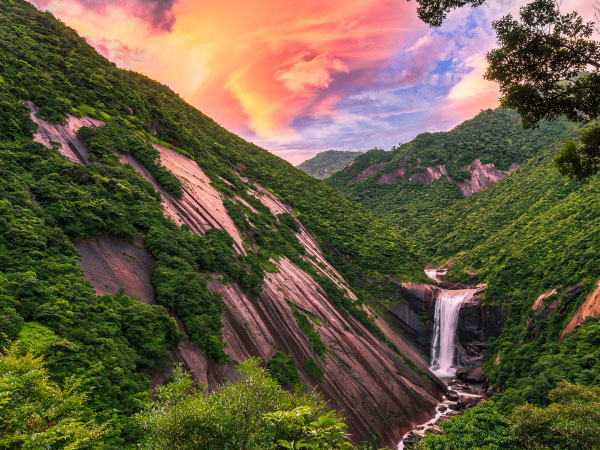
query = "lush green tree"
(268, 351, 301, 389)
(413, 0, 600, 180)
(0, 345, 109, 449)
(510, 382, 600, 450)
(265, 406, 351, 450)
(409, 0, 486, 27)
(136, 358, 353, 450)
(415, 402, 514, 450)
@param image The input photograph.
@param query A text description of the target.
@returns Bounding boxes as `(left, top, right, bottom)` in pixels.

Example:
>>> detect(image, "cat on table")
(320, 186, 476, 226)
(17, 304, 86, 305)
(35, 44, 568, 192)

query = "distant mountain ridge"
(296, 150, 362, 179)
(326, 108, 572, 238)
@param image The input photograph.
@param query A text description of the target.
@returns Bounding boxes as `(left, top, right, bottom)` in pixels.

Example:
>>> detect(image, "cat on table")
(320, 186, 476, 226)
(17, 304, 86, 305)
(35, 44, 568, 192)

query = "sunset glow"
(28, 0, 594, 164)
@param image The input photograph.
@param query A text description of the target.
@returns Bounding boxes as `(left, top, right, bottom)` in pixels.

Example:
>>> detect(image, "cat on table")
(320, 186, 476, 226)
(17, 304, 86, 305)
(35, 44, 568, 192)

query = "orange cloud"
(275, 52, 348, 94)
(29, 0, 425, 141)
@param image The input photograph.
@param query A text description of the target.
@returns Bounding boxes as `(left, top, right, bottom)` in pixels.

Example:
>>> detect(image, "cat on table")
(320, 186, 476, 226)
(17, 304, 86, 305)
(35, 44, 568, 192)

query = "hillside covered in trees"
(326, 108, 573, 239)
(296, 150, 362, 179)
(0, 1, 439, 448)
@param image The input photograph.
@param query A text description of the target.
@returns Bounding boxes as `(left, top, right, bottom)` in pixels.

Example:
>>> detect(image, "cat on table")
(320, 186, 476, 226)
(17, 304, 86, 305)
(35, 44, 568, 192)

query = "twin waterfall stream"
(397, 269, 480, 449)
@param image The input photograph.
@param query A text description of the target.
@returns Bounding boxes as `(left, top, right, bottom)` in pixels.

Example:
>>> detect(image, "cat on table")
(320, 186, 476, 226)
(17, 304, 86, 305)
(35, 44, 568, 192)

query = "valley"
(1, 0, 600, 449)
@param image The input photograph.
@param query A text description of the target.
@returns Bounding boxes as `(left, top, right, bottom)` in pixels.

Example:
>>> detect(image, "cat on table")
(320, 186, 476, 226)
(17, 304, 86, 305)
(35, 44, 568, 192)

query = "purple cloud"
(76, 0, 177, 31)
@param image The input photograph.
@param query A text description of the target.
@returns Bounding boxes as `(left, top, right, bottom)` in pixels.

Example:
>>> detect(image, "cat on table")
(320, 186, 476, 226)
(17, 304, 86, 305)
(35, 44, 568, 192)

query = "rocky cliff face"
(388, 276, 504, 372)
(560, 281, 600, 340)
(361, 157, 519, 196)
(31, 107, 445, 446)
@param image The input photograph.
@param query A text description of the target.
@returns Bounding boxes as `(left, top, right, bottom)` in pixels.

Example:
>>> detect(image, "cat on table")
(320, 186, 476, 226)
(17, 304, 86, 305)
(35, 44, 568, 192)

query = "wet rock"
(388, 282, 441, 347)
(447, 401, 459, 411)
(437, 404, 448, 413)
(446, 390, 460, 401)
(425, 425, 443, 435)
(456, 367, 469, 380)
(464, 367, 485, 383)
(402, 431, 423, 447)
(436, 416, 451, 425)
(458, 396, 481, 410)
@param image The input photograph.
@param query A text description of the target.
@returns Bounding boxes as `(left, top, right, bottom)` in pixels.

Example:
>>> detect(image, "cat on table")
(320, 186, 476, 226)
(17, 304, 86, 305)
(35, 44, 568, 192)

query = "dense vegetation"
(0, 0, 434, 446)
(0, 346, 109, 449)
(417, 382, 600, 450)
(136, 358, 354, 450)
(296, 150, 362, 180)
(1, 347, 373, 450)
(326, 108, 572, 239)
(401, 141, 600, 407)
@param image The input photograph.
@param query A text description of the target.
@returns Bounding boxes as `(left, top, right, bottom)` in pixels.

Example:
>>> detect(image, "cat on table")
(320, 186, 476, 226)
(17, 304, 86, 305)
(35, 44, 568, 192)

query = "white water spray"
(429, 290, 474, 378)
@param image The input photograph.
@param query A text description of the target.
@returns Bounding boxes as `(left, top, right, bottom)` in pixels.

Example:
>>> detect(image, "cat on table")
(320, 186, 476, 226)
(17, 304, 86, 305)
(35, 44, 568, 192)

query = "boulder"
(446, 390, 460, 401)
(436, 416, 451, 425)
(455, 368, 469, 380)
(402, 431, 422, 447)
(464, 367, 485, 383)
(457, 396, 481, 410)
(425, 426, 444, 435)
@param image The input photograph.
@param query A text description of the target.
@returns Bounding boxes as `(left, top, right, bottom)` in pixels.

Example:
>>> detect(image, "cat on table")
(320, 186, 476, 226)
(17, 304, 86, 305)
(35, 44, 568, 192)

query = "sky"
(29, 0, 597, 164)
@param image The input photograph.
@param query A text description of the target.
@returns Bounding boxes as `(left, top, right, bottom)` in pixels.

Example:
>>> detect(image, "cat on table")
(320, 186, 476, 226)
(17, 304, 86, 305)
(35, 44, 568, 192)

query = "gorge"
(3, 1, 600, 448)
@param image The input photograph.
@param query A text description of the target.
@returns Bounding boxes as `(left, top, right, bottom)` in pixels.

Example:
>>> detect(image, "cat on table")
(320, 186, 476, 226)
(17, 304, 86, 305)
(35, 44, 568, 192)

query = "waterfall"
(429, 290, 473, 378)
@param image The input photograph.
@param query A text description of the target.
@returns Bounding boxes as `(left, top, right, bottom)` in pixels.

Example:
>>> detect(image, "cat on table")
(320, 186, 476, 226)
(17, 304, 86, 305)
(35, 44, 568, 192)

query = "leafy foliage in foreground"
(417, 382, 600, 450)
(0, 346, 109, 450)
(137, 358, 355, 450)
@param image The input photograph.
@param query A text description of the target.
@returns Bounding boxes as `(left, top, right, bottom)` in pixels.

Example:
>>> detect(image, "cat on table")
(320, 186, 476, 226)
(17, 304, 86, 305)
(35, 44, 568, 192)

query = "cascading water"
(429, 290, 474, 378)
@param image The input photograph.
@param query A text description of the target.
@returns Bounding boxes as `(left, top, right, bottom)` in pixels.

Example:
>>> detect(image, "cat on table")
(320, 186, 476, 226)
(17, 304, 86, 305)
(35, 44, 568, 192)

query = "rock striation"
(32, 110, 445, 447)
(353, 157, 519, 196)
(560, 280, 600, 340)
(26, 101, 104, 165)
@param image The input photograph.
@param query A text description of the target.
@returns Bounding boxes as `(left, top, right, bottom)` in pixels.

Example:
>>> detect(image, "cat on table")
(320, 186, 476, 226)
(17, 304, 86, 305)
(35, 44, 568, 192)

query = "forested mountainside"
(0, 1, 441, 448)
(413, 130, 600, 448)
(326, 108, 573, 239)
(419, 139, 600, 401)
(296, 150, 362, 179)
(321, 93, 600, 446)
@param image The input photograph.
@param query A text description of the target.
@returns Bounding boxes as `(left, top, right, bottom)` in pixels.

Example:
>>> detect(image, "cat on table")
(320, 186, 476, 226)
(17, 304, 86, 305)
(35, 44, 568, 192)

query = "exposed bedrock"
(353, 156, 519, 196)
(456, 294, 504, 368)
(26, 101, 104, 165)
(347, 161, 387, 185)
(560, 280, 600, 340)
(32, 111, 445, 446)
(388, 281, 441, 349)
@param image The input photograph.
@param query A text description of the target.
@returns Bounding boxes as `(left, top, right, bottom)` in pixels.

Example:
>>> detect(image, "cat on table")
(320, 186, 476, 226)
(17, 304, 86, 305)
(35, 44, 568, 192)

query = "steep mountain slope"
(421, 139, 600, 404)
(401, 129, 600, 413)
(326, 109, 571, 238)
(0, 1, 442, 446)
(296, 150, 362, 179)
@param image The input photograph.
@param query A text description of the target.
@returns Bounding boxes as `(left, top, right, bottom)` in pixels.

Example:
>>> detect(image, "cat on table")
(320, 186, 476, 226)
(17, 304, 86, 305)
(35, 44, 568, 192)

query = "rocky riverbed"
(398, 382, 484, 449)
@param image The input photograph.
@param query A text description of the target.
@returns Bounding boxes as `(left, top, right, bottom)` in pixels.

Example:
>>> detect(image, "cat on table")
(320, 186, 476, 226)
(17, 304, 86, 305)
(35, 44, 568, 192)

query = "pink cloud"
(275, 52, 349, 94)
